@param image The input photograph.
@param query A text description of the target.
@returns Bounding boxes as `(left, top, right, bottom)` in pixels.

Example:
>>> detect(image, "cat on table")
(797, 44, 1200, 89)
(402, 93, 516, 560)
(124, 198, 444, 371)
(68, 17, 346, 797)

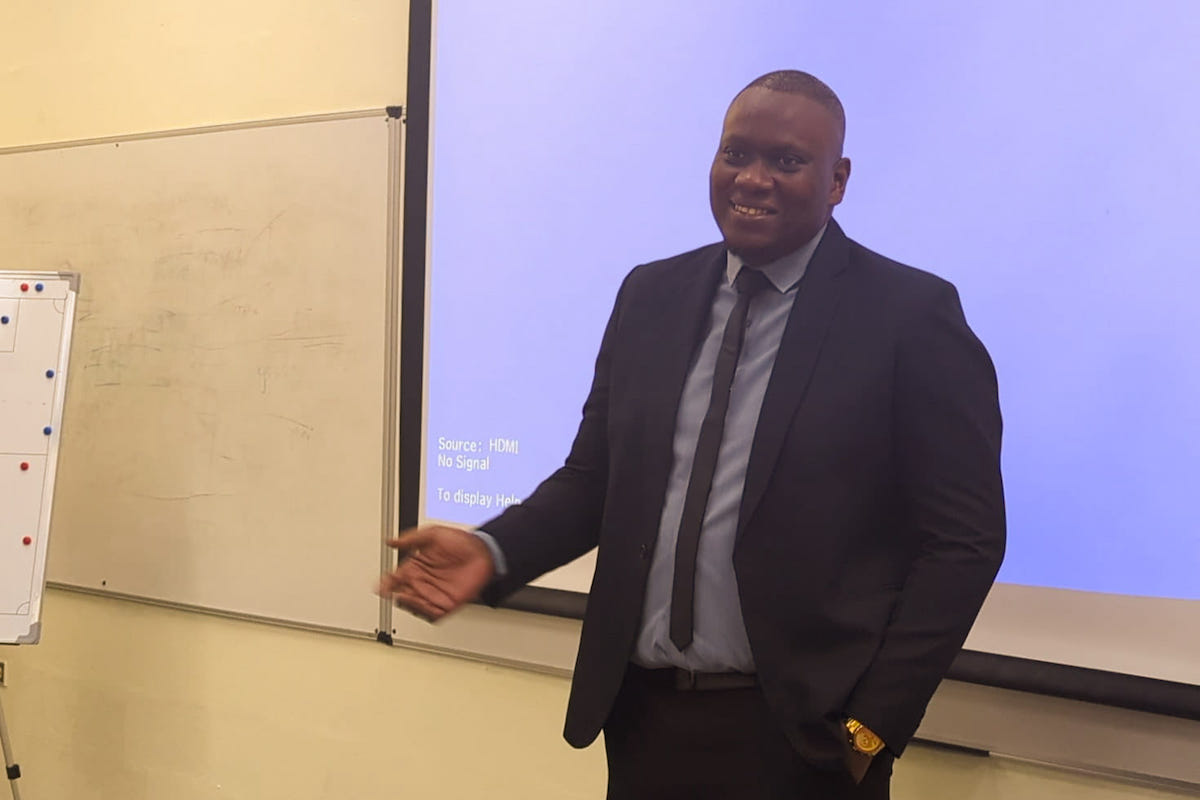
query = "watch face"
(854, 728, 884, 754)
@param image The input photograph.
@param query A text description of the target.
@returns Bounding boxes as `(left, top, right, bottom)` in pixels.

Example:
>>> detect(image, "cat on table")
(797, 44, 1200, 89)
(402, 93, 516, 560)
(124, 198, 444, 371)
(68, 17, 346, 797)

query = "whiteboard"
(0, 113, 399, 635)
(0, 272, 78, 644)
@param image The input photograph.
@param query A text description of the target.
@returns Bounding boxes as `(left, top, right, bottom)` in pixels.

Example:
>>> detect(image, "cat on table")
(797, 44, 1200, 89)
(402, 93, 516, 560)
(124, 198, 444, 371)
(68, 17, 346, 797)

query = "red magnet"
(23, 537, 32, 545)
(20, 283, 29, 291)
(20, 462, 30, 471)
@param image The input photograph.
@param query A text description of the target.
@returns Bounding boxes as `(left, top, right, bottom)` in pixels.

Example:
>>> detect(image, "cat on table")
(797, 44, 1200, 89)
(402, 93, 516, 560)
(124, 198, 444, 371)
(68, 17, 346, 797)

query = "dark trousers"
(603, 667, 892, 800)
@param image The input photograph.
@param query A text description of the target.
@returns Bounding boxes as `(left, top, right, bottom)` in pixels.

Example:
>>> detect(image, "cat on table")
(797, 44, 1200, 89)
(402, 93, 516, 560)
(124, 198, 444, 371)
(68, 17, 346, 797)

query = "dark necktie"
(669, 267, 772, 650)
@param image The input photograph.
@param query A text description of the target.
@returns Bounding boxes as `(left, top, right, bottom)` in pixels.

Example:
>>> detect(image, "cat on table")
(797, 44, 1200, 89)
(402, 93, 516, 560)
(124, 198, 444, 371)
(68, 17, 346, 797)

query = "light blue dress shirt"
(632, 227, 826, 673)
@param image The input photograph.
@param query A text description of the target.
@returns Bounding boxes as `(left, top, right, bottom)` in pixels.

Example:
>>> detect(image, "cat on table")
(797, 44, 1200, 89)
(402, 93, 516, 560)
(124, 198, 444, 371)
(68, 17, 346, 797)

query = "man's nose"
(734, 159, 771, 190)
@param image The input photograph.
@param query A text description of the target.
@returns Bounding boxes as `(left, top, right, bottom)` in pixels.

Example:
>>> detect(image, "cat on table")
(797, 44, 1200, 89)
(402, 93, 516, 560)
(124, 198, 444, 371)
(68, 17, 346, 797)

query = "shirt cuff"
(470, 529, 508, 578)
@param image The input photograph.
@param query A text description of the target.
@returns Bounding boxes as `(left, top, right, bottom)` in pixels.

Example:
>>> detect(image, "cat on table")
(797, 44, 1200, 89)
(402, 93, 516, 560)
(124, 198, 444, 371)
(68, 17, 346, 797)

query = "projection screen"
(405, 0, 1200, 701)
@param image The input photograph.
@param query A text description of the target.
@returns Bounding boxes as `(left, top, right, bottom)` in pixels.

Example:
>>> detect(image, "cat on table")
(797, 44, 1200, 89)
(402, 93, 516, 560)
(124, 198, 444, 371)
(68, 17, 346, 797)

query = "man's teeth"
(732, 203, 770, 217)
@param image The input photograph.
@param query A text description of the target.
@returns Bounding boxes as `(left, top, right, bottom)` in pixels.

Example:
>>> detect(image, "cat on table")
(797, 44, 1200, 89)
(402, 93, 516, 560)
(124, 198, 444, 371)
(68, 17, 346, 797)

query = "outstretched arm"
(382, 271, 634, 614)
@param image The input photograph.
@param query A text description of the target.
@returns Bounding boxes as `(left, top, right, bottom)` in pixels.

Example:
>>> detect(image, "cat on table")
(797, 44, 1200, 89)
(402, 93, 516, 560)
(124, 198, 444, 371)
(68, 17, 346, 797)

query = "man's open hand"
(378, 525, 496, 622)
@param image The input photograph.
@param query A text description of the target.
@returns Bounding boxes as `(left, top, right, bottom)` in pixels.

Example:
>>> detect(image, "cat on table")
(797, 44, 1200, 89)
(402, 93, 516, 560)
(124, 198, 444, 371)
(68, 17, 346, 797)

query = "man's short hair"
(741, 70, 846, 144)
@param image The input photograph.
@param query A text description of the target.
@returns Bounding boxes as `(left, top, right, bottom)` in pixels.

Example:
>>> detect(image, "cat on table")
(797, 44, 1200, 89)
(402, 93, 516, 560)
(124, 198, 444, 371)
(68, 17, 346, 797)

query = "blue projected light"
(424, 1, 1200, 602)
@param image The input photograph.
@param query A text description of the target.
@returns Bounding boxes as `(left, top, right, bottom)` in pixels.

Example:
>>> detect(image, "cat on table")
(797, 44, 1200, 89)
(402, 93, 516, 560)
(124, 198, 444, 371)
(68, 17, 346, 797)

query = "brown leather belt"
(628, 664, 758, 691)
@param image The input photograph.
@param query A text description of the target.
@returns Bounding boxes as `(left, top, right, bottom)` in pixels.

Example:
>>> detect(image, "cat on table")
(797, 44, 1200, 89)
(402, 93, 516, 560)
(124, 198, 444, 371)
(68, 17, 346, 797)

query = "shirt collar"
(725, 223, 828, 293)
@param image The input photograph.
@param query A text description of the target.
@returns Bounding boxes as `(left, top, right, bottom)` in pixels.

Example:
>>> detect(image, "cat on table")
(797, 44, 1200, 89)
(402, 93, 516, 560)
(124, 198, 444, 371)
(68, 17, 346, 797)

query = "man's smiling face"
(709, 86, 850, 266)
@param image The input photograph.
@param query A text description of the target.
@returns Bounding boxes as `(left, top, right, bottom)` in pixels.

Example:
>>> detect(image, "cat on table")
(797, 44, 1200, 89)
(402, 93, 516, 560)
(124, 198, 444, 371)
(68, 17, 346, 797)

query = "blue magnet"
(0, 316, 8, 324)
(35, 283, 44, 292)
(43, 426, 53, 436)
(46, 369, 56, 379)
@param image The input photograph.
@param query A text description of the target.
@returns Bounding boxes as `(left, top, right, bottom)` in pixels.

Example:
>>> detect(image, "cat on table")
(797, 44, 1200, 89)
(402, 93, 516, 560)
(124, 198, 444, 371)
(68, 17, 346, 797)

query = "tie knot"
(734, 267, 772, 297)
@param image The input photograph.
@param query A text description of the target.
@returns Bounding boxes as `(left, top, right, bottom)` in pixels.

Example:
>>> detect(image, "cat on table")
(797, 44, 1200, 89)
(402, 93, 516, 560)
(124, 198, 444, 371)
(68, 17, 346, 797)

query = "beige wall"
(0, 3, 1194, 798)
(0, 0, 408, 147)
(3, 591, 604, 799)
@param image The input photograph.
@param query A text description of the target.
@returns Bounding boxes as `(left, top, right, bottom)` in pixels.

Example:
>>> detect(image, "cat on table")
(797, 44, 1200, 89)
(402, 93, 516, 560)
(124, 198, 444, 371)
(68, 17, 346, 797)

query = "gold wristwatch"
(845, 717, 886, 756)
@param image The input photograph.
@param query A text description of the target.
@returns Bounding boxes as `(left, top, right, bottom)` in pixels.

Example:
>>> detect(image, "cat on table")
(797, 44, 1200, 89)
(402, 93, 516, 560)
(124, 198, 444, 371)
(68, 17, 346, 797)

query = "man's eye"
(777, 155, 803, 170)
(723, 148, 748, 164)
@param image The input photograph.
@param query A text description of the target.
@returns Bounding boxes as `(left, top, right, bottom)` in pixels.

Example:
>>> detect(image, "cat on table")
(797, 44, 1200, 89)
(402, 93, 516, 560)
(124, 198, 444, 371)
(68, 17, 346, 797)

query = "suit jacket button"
(639, 544, 650, 559)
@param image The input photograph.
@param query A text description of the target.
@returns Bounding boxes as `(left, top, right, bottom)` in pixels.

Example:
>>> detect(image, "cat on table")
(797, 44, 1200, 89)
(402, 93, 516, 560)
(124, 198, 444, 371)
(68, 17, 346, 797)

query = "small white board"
(0, 271, 78, 644)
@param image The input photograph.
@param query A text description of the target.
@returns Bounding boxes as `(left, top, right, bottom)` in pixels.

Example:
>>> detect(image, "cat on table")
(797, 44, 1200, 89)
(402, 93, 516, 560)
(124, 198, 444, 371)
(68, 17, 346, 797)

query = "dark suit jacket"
(481, 219, 1005, 771)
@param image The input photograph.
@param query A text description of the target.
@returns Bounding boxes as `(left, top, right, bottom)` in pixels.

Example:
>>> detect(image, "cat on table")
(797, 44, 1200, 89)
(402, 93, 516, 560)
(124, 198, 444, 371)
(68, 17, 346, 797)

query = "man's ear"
(830, 157, 852, 205)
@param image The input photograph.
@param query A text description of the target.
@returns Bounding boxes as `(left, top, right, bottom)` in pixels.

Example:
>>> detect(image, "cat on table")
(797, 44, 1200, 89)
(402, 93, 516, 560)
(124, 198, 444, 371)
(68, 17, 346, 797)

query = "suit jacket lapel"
(633, 246, 726, 510)
(737, 221, 851, 539)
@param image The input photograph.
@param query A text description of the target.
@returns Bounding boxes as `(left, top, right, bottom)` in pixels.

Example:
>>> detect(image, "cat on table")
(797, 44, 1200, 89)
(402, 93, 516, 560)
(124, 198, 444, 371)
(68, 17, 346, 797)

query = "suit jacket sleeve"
(477, 273, 629, 603)
(845, 279, 1006, 754)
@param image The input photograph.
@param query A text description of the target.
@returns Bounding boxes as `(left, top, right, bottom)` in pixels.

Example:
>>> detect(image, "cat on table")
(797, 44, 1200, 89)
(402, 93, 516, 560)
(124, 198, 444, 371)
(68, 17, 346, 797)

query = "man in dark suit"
(381, 70, 1005, 799)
